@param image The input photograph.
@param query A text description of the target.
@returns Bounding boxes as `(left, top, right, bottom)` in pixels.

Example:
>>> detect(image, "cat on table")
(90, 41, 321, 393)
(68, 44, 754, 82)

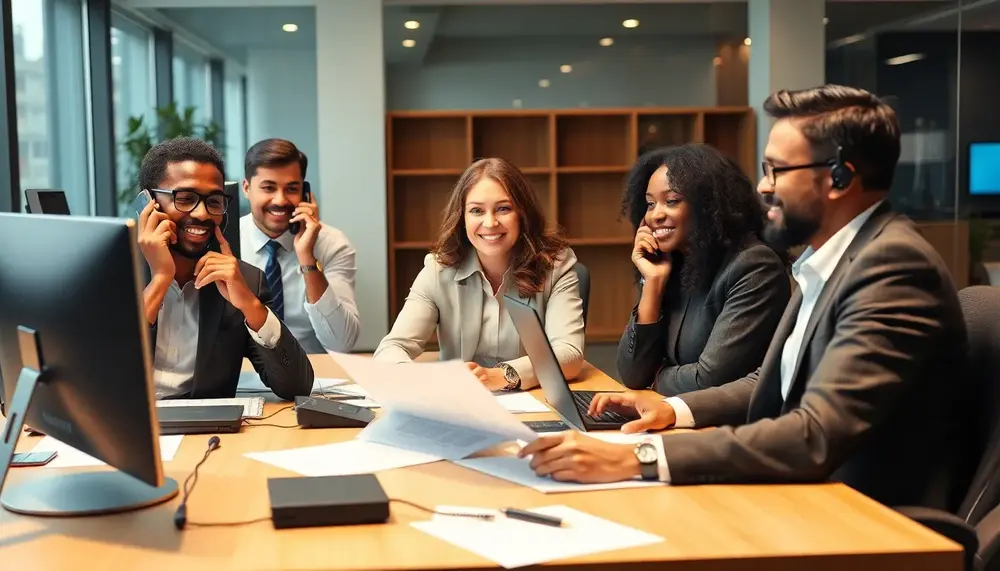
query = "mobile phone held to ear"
(12, 450, 57, 467)
(133, 189, 152, 219)
(289, 182, 312, 235)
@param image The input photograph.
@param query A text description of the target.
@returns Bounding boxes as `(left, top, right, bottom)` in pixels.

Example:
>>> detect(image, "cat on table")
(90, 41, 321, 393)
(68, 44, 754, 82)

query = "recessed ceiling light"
(282, 23, 298, 33)
(599, 37, 614, 47)
(823, 17, 829, 25)
(885, 53, 925, 66)
(402, 39, 416, 48)
(713, 56, 722, 66)
(744, 37, 751, 46)
(622, 19, 639, 29)
(404, 20, 420, 30)
(560, 64, 572, 73)
(538, 79, 550, 88)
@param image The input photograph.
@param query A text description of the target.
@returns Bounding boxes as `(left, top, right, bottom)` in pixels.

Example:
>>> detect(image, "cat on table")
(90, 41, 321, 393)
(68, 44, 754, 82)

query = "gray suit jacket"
(373, 249, 585, 389)
(660, 203, 968, 510)
(149, 260, 315, 401)
(617, 239, 790, 395)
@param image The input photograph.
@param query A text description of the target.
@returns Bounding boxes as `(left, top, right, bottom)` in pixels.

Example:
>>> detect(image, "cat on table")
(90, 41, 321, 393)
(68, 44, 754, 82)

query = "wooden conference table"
(1, 354, 961, 571)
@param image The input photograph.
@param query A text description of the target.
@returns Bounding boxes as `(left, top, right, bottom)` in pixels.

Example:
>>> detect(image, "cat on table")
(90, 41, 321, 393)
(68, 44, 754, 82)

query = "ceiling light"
(560, 64, 572, 73)
(713, 56, 722, 66)
(402, 39, 416, 48)
(404, 20, 420, 30)
(538, 79, 550, 88)
(744, 37, 751, 46)
(622, 19, 639, 29)
(823, 17, 829, 25)
(885, 53, 925, 66)
(599, 37, 614, 47)
(282, 23, 298, 33)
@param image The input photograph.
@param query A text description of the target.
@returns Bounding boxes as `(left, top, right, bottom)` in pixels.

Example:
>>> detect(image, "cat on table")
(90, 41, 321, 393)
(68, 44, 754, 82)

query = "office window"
(224, 74, 246, 180)
(111, 14, 154, 212)
(173, 42, 210, 124)
(12, 0, 91, 214)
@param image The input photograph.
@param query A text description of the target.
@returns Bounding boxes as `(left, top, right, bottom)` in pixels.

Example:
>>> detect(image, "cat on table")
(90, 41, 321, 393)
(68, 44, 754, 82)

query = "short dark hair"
(763, 84, 901, 190)
(138, 137, 224, 191)
(244, 138, 308, 181)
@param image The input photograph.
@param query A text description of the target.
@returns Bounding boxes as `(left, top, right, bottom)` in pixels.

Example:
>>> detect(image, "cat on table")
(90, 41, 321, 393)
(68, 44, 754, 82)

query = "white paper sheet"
(328, 352, 537, 459)
(453, 456, 664, 493)
(244, 439, 441, 476)
(495, 392, 549, 414)
(32, 435, 184, 469)
(237, 371, 350, 396)
(411, 505, 663, 568)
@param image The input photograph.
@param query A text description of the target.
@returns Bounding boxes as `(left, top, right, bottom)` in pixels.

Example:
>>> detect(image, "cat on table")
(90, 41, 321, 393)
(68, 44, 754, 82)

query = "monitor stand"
(0, 326, 178, 516)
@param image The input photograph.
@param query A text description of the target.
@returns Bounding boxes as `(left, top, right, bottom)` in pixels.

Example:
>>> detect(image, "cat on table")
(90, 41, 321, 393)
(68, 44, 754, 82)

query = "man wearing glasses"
(135, 137, 314, 401)
(519, 85, 968, 512)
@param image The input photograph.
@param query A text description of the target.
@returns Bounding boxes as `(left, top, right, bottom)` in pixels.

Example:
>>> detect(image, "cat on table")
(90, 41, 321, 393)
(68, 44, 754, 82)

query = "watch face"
(636, 443, 657, 463)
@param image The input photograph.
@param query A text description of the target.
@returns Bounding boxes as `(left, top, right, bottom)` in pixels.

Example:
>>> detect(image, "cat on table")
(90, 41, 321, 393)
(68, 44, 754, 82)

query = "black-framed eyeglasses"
(761, 159, 835, 186)
(149, 189, 230, 216)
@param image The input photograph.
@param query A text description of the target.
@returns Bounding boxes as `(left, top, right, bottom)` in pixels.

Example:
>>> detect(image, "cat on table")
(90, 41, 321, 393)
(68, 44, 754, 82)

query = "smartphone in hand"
(289, 182, 312, 235)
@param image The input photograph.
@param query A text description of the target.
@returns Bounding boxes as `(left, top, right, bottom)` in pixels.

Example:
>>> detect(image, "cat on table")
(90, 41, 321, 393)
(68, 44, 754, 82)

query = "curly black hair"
(621, 143, 773, 292)
(138, 137, 225, 192)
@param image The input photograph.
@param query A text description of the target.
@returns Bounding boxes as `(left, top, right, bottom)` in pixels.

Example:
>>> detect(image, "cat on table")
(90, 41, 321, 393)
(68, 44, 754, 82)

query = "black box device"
(267, 474, 390, 529)
(294, 395, 375, 428)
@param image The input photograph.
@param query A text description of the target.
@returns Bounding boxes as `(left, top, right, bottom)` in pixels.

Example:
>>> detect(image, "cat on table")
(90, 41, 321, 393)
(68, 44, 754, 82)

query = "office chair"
(896, 286, 1000, 571)
(574, 262, 590, 329)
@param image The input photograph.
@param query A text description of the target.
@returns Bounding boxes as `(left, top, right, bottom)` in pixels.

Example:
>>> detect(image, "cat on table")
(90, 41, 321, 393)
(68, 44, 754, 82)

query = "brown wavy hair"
(431, 158, 568, 297)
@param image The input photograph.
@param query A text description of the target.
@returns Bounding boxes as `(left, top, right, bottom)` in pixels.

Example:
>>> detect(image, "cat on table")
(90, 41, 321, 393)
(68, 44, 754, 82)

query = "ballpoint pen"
(500, 508, 563, 527)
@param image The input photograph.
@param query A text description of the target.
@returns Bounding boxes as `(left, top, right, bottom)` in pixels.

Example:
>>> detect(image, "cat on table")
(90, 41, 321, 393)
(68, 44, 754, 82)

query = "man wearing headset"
(135, 137, 314, 401)
(520, 85, 969, 511)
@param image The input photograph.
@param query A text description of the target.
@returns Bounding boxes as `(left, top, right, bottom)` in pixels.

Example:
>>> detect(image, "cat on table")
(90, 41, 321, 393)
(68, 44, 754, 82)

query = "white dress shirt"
(153, 278, 283, 398)
(651, 200, 884, 482)
(240, 214, 360, 354)
(468, 266, 524, 372)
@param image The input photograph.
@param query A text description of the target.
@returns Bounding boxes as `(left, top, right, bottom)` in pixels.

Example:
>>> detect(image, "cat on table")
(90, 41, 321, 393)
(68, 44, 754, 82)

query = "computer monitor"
(24, 189, 71, 215)
(0, 213, 178, 516)
(969, 142, 1000, 195)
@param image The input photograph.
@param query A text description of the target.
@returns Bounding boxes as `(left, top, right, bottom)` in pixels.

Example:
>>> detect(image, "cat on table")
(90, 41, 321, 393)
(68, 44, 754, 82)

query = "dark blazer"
(659, 202, 968, 511)
(148, 260, 314, 400)
(617, 238, 790, 396)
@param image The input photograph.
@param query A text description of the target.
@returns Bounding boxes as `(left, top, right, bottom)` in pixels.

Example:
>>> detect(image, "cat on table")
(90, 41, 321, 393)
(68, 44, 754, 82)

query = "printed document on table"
(495, 392, 549, 414)
(328, 352, 537, 459)
(245, 439, 441, 476)
(453, 456, 664, 493)
(32, 435, 184, 469)
(411, 505, 663, 568)
(238, 371, 350, 396)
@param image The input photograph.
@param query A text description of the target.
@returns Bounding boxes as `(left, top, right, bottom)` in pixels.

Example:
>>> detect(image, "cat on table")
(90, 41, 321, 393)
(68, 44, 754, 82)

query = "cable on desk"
(243, 422, 299, 429)
(241, 404, 296, 428)
(389, 498, 494, 520)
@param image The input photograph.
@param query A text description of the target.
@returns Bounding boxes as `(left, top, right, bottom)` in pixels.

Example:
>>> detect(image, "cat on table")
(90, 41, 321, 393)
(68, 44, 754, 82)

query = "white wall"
(388, 38, 718, 110)
(245, 48, 319, 183)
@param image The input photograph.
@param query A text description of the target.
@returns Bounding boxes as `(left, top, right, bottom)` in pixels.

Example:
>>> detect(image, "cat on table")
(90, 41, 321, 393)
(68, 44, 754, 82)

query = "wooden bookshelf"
(386, 107, 756, 343)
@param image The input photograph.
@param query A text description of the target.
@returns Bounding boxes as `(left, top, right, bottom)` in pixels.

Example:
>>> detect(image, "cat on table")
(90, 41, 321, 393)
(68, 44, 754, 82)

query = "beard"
(762, 195, 822, 250)
(169, 218, 216, 259)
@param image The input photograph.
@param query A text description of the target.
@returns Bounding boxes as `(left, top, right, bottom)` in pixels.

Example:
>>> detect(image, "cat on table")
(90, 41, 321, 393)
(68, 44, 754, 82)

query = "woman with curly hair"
(617, 144, 790, 396)
(374, 158, 585, 392)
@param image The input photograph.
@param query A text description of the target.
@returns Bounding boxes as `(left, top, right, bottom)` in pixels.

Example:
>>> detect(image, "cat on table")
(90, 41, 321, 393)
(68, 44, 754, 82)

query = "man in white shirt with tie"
(519, 85, 968, 511)
(239, 138, 360, 353)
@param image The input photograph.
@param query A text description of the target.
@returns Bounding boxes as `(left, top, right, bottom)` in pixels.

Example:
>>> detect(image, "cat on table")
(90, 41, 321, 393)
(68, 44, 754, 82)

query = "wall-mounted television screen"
(970, 142, 1000, 195)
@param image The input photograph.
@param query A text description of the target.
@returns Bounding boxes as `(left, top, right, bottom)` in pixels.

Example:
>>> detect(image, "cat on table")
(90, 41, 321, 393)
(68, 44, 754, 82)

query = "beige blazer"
(373, 248, 585, 389)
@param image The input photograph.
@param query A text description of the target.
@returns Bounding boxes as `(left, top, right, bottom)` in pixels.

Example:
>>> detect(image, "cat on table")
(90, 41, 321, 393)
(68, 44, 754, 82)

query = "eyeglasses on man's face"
(148, 189, 229, 216)
(761, 159, 835, 186)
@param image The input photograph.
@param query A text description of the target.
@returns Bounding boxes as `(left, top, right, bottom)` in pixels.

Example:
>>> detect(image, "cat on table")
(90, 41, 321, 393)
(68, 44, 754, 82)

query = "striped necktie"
(263, 240, 284, 320)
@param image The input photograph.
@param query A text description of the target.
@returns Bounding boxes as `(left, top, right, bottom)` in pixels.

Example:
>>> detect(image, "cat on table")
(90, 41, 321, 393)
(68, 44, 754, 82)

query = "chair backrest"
(955, 286, 1000, 524)
(574, 262, 590, 329)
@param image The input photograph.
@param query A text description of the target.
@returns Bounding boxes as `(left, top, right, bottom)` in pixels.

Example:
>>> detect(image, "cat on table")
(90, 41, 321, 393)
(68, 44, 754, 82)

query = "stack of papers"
(411, 505, 663, 568)
(495, 392, 549, 414)
(245, 440, 441, 476)
(32, 435, 184, 469)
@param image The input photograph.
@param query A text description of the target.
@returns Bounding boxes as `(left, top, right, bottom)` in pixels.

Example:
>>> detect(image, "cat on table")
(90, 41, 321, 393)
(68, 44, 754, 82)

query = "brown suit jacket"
(661, 202, 969, 510)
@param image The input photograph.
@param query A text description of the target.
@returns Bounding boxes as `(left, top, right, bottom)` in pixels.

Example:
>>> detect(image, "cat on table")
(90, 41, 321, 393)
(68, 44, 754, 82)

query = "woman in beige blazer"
(374, 158, 585, 391)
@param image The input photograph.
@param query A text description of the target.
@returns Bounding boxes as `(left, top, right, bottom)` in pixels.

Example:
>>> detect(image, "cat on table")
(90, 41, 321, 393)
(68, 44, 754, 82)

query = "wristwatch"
(300, 261, 323, 274)
(498, 362, 521, 391)
(634, 441, 659, 481)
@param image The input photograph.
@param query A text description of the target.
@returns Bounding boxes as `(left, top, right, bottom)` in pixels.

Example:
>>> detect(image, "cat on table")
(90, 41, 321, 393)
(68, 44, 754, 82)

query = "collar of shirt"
(792, 200, 884, 287)
(454, 253, 511, 292)
(242, 214, 295, 255)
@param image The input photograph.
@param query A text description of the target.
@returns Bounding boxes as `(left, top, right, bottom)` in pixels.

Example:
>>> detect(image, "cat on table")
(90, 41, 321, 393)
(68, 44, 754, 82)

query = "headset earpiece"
(830, 146, 854, 191)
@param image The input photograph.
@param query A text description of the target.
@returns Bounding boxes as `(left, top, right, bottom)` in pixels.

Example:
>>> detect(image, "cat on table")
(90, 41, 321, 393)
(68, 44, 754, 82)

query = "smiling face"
(464, 176, 520, 264)
(244, 162, 305, 238)
(643, 165, 690, 252)
(154, 160, 225, 258)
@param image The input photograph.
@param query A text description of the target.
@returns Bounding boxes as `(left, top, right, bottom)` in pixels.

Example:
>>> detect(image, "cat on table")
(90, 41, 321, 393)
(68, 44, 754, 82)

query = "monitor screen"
(970, 143, 1000, 195)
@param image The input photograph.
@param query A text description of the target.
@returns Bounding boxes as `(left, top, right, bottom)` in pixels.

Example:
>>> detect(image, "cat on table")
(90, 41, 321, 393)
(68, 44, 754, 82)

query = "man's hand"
(466, 362, 508, 391)
(136, 197, 176, 280)
(194, 227, 268, 330)
(517, 432, 640, 483)
(292, 199, 321, 265)
(589, 391, 677, 433)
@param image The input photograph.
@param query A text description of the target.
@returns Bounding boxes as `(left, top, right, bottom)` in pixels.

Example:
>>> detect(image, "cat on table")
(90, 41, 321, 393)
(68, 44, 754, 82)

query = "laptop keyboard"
(572, 391, 630, 424)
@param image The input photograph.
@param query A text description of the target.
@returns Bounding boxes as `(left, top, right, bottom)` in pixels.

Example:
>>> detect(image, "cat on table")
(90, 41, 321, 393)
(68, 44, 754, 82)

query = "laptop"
(503, 294, 633, 431)
(156, 404, 243, 435)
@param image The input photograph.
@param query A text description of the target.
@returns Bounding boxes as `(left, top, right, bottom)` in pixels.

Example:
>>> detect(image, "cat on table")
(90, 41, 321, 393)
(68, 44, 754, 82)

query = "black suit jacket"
(149, 260, 314, 400)
(617, 238, 790, 396)
(660, 202, 968, 510)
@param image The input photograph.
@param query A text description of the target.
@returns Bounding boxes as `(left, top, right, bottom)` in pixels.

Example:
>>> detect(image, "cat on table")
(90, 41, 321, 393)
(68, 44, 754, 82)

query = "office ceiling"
(156, 1, 973, 66)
